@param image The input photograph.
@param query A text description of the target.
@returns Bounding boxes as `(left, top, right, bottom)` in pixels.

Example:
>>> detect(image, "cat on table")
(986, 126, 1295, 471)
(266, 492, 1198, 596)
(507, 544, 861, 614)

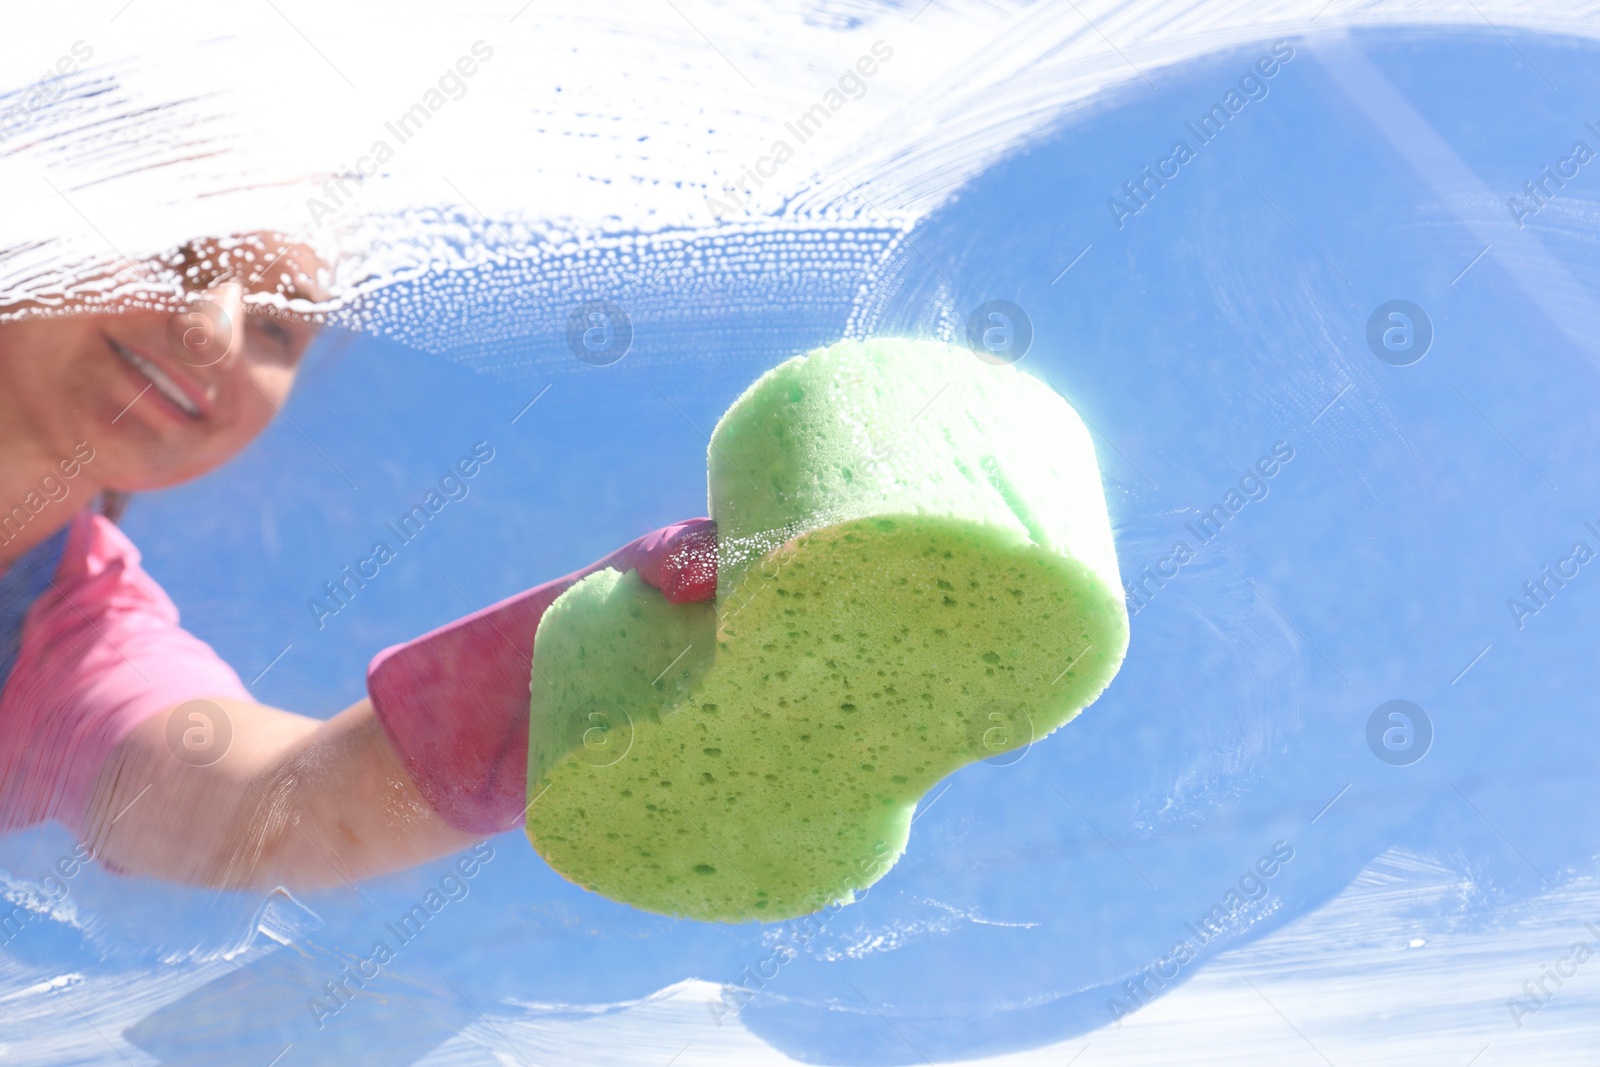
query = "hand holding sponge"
(525, 338, 1129, 921)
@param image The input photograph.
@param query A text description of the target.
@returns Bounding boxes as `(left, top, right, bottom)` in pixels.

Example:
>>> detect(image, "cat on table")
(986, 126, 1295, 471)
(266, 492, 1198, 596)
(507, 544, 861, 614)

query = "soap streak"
(1243, 578, 1349, 685)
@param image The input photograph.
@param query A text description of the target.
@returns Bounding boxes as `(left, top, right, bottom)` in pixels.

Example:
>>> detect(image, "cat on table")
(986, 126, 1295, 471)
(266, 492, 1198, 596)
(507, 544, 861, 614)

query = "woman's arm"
(81, 697, 481, 890)
(9, 514, 715, 890)
(62, 518, 717, 889)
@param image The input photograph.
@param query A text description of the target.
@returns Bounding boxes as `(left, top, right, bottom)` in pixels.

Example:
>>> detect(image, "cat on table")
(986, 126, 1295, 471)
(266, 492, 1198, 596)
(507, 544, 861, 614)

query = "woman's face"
(0, 236, 325, 492)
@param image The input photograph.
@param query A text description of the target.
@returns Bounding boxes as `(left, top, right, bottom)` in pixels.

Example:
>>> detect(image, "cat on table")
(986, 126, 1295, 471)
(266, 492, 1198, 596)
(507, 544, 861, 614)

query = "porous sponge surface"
(526, 338, 1129, 922)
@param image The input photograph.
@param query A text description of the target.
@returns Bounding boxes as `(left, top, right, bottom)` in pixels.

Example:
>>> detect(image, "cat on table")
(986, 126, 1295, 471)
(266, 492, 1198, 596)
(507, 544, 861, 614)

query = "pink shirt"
(0, 509, 248, 833)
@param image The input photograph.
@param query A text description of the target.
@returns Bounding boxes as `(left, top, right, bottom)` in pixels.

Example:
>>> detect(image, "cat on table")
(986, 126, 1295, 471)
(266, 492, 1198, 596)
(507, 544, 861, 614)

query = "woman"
(0, 233, 715, 889)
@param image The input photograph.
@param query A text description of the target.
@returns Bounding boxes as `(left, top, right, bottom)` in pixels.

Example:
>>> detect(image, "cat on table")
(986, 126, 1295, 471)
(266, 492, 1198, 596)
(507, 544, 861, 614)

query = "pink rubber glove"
(366, 519, 717, 833)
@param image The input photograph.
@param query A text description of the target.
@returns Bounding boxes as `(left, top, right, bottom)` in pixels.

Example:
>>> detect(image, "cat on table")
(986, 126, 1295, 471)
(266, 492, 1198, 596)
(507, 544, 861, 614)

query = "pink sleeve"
(0, 511, 250, 834)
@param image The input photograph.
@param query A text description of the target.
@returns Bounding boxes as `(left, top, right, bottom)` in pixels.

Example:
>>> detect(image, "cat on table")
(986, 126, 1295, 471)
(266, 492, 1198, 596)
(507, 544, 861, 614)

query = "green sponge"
(525, 338, 1129, 922)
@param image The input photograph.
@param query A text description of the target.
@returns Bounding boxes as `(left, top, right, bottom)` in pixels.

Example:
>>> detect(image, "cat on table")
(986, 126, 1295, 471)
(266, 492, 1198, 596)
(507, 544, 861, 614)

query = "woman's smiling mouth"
(105, 334, 205, 421)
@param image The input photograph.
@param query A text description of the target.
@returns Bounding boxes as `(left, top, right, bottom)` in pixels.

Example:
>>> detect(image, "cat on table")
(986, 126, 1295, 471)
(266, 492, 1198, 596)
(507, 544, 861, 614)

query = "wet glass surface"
(3, 9, 1599, 1065)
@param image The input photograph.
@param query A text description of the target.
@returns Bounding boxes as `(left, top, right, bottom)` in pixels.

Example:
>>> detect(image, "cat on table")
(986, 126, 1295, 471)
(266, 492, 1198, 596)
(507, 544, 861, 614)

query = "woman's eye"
(246, 318, 301, 366)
